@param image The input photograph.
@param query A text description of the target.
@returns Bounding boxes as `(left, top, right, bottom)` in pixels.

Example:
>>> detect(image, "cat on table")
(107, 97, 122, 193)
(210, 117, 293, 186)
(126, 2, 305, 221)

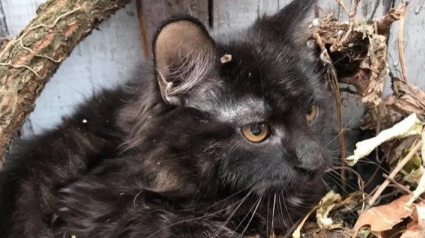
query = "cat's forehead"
(217, 42, 316, 100)
(213, 96, 267, 124)
(202, 40, 321, 124)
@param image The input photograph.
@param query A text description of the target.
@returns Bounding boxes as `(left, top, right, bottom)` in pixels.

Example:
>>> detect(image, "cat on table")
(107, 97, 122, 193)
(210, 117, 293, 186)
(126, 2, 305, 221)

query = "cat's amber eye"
(306, 105, 318, 122)
(241, 123, 270, 143)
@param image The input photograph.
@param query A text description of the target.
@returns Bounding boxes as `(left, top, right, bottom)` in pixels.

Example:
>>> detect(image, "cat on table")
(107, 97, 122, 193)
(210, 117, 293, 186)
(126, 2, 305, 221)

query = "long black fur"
(0, 0, 333, 237)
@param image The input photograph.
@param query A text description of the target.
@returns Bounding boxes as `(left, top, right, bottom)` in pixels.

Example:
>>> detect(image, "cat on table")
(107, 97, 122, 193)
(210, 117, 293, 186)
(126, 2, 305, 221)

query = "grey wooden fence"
(0, 0, 424, 154)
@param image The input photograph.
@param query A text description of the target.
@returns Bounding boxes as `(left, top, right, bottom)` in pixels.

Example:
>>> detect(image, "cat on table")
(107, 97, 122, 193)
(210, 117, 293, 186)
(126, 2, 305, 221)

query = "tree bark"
(0, 0, 132, 167)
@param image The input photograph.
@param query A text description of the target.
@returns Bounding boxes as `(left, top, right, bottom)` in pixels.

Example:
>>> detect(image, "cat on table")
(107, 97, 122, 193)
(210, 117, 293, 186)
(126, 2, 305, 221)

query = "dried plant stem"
(376, 1, 410, 35)
(381, 174, 425, 203)
(349, 0, 361, 19)
(398, 0, 410, 81)
(313, 32, 347, 191)
(335, 0, 350, 16)
(330, 22, 354, 52)
(368, 140, 422, 206)
(292, 205, 318, 238)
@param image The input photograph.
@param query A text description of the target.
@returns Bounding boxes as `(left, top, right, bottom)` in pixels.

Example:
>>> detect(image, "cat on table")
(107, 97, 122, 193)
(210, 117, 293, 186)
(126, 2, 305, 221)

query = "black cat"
(0, 0, 332, 237)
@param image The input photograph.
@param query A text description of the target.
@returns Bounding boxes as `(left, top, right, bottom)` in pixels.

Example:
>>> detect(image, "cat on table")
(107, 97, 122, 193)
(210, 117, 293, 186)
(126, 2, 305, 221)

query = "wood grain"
(0, 0, 423, 156)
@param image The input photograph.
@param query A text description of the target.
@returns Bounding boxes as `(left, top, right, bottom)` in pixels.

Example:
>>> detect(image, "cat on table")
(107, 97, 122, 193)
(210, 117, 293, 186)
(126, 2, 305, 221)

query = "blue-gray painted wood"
(1, 0, 424, 149)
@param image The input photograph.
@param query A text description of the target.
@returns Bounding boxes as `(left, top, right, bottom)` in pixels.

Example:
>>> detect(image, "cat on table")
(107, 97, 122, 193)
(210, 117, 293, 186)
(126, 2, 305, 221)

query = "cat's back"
(0, 81, 138, 237)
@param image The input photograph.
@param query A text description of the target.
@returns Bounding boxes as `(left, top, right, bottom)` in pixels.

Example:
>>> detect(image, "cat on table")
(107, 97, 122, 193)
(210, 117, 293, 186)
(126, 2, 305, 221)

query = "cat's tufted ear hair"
(153, 16, 218, 106)
(254, 0, 317, 48)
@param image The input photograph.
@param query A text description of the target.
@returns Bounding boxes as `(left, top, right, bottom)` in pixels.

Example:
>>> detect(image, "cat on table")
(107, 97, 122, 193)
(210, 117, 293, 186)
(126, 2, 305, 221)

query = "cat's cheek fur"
(219, 139, 329, 196)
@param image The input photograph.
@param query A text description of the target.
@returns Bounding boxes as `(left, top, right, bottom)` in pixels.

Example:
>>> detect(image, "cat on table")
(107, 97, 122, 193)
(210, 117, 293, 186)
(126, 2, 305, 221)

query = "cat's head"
(137, 0, 331, 198)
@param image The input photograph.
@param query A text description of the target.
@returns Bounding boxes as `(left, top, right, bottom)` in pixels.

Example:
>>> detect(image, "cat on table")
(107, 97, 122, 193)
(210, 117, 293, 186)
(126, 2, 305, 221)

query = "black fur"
(0, 0, 333, 237)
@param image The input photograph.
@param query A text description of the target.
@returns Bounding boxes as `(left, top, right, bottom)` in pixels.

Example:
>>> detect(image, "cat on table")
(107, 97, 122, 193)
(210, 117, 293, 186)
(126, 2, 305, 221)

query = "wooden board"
(0, 1, 8, 39)
(1, 0, 424, 148)
(386, 0, 425, 90)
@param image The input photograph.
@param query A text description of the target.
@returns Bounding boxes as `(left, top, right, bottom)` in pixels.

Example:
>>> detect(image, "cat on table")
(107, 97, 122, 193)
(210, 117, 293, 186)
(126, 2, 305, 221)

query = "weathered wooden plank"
(212, 0, 293, 30)
(2, 0, 423, 144)
(137, 0, 209, 59)
(211, 0, 390, 30)
(0, 1, 8, 40)
(317, 0, 391, 20)
(212, 0, 257, 30)
(386, 0, 425, 91)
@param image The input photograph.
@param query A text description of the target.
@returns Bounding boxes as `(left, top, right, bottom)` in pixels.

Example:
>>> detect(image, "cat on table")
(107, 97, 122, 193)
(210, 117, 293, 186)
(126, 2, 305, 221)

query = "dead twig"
(313, 32, 347, 192)
(376, 1, 410, 35)
(397, 0, 410, 82)
(335, 0, 350, 16)
(330, 22, 354, 52)
(382, 174, 425, 203)
(349, 0, 361, 19)
(368, 139, 422, 207)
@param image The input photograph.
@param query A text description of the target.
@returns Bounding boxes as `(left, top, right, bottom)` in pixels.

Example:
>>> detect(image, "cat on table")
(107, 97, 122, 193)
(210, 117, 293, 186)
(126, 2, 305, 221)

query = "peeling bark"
(0, 0, 132, 166)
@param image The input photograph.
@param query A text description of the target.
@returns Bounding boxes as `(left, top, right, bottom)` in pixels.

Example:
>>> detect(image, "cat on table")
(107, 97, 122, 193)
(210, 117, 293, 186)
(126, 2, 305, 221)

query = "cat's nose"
(294, 153, 324, 172)
(293, 139, 324, 172)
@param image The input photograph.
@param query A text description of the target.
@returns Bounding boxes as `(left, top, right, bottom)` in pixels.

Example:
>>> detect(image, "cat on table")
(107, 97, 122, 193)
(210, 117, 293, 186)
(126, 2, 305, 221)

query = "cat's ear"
(255, 0, 317, 48)
(153, 17, 217, 106)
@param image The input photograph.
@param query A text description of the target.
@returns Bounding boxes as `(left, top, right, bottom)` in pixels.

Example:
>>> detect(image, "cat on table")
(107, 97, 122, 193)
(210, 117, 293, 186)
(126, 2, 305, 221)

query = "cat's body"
(0, 0, 332, 237)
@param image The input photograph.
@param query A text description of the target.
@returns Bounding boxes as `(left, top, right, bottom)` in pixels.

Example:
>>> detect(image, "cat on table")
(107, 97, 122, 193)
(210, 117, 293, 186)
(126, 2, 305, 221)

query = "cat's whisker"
(181, 180, 258, 213)
(231, 194, 262, 237)
(328, 132, 362, 154)
(237, 195, 263, 238)
(211, 190, 254, 238)
(314, 53, 350, 77)
(355, 160, 389, 174)
(266, 196, 270, 238)
(321, 177, 358, 213)
(325, 115, 357, 148)
(277, 195, 287, 229)
(281, 193, 294, 227)
(322, 180, 359, 218)
(147, 190, 253, 238)
(271, 193, 277, 235)
(325, 170, 359, 194)
(322, 178, 333, 192)
(326, 169, 359, 190)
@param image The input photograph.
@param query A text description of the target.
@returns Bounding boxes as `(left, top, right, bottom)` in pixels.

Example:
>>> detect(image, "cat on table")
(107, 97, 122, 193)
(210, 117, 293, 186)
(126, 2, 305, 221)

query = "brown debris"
(292, 0, 425, 237)
(220, 54, 232, 64)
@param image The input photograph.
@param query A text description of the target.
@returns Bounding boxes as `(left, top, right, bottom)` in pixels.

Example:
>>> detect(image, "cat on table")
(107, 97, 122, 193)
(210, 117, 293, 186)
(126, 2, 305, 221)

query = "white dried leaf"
(346, 113, 423, 166)
(316, 191, 342, 229)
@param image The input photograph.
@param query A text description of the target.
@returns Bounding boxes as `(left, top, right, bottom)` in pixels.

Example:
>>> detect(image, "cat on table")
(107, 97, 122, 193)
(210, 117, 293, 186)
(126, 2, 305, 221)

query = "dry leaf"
(360, 77, 425, 131)
(400, 205, 425, 238)
(403, 164, 424, 184)
(390, 77, 425, 115)
(353, 195, 413, 236)
(383, 135, 421, 175)
(316, 191, 342, 229)
(346, 113, 423, 166)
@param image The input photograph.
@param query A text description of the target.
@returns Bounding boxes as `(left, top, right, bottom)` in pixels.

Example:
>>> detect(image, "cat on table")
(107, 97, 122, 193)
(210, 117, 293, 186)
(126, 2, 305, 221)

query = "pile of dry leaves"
(286, 1, 425, 237)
